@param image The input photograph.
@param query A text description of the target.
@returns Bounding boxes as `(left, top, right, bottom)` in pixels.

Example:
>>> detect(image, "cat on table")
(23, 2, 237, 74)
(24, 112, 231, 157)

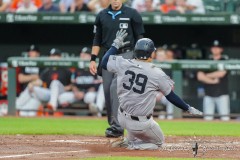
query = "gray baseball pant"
(118, 109, 164, 150)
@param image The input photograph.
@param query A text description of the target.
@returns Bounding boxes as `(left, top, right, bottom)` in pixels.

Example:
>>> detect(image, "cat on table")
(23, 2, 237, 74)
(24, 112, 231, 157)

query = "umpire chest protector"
(93, 4, 144, 50)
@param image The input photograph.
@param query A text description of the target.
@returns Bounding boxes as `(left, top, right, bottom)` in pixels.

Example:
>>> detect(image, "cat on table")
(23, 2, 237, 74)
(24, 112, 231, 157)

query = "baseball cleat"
(37, 106, 44, 116)
(46, 103, 53, 110)
(105, 128, 123, 138)
(111, 136, 128, 148)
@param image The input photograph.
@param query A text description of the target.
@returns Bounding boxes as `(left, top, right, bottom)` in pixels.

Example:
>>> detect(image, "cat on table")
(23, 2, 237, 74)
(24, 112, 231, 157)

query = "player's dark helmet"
(134, 38, 156, 60)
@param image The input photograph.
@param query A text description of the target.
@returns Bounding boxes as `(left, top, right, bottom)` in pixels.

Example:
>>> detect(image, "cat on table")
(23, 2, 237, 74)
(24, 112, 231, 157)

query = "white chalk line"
(49, 139, 240, 147)
(50, 140, 193, 146)
(0, 150, 89, 159)
(50, 139, 109, 144)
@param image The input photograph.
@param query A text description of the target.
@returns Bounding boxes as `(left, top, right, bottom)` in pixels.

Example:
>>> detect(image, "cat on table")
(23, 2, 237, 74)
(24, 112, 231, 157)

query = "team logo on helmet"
(144, 42, 150, 51)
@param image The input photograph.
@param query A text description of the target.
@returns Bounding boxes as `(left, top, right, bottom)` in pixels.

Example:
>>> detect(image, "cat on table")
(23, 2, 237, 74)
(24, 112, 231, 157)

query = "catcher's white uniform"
(107, 55, 174, 150)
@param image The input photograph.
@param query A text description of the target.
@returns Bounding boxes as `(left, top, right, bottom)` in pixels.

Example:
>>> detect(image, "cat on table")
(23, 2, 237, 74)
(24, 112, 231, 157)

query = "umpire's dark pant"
(102, 51, 134, 132)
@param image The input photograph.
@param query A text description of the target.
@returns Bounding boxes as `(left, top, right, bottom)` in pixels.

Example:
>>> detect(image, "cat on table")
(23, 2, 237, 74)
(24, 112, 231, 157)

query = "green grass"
(84, 157, 225, 160)
(0, 117, 108, 135)
(158, 121, 240, 136)
(0, 117, 239, 136)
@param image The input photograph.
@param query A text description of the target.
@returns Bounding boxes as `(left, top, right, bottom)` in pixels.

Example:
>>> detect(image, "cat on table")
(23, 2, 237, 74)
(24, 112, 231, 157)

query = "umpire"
(89, 0, 145, 137)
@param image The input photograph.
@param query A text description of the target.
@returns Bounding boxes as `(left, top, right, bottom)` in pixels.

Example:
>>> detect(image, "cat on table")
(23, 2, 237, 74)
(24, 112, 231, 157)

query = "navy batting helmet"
(134, 38, 156, 60)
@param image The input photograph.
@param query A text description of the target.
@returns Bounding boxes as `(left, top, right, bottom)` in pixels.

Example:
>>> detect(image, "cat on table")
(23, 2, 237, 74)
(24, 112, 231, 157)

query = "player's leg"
(203, 96, 215, 120)
(114, 110, 164, 150)
(126, 118, 164, 150)
(83, 91, 99, 114)
(83, 91, 96, 104)
(32, 86, 51, 115)
(159, 95, 174, 120)
(48, 80, 65, 110)
(16, 87, 32, 110)
(166, 102, 174, 120)
(216, 95, 230, 121)
(118, 110, 164, 150)
(19, 97, 41, 117)
(32, 86, 51, 102)
(111, 110, 130, 148)
(58, 92, 76, 106)
(95, 84, 105, 115)
(156, 92, 166, 119)
(117, 110, 126, 129)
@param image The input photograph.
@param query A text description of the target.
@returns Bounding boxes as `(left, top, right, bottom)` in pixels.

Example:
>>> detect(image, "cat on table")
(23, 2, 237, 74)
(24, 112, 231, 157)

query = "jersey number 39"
(123, 70, 148, 94)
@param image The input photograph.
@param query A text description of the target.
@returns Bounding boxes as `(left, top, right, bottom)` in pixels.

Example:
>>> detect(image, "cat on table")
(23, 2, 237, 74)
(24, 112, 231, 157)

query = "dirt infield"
(0, 135, 239, 159)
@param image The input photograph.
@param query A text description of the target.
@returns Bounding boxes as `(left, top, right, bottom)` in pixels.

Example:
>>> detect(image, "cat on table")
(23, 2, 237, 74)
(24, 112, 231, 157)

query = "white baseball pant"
(203, 95, 230, 121)
(16, 88, 41, 117)
(160, 95, 174, 119)
(33, 80, 65, 110)
(58, 84, 105, 112)
(157, 93, 174, 119)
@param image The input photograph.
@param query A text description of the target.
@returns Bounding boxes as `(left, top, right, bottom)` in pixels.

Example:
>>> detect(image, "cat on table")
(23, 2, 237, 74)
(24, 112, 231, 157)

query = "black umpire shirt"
(93, 4, 145, 58)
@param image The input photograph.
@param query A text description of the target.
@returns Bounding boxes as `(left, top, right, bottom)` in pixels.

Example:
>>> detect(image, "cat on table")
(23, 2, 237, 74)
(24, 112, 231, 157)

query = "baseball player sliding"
(101, 29, 203, 150)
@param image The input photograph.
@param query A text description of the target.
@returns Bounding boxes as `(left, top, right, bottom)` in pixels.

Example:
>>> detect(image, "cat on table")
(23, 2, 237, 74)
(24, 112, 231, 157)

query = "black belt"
(120, 107, 151, 121)
(118, 47, 132, 54)
(103, 47, 132, 54)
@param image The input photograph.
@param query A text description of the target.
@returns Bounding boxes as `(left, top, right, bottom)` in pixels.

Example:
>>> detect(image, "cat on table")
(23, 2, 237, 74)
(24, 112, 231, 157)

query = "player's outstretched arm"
(101, 29, 130, 70)
(165, 90, 203, 116)
(101, 47, 118, 70)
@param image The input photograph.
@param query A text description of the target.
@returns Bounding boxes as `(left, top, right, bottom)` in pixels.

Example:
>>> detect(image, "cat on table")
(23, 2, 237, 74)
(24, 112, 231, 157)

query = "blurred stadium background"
(0, 0, 240, 119)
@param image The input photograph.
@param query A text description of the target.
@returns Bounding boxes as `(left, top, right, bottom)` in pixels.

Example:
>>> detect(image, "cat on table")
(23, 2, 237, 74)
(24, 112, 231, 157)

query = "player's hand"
(187, 106, 203, 116)
(89, 61, 97, 75)
(74, 91, 85, 100)
(28, 82, 34, 92)
(212, 78, 220, 84)
(28, 79, 42, 92)
(112, 29, 130, 49)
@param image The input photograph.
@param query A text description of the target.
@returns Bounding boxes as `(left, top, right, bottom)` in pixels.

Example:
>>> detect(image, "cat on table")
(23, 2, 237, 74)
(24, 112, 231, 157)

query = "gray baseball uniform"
(107, 55, 174, 150)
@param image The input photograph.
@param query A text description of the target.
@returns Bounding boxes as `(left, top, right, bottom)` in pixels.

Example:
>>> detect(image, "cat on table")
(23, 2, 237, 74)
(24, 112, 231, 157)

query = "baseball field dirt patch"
(0, 135, 239, 159)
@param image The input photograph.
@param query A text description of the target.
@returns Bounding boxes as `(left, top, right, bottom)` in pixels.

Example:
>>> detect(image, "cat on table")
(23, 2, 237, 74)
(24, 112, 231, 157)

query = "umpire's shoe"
(105, 128, 123, 138)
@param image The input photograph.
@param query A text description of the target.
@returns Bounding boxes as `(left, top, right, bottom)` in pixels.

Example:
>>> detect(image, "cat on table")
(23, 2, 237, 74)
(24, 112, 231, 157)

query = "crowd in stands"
(0, 0, 240, 14)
